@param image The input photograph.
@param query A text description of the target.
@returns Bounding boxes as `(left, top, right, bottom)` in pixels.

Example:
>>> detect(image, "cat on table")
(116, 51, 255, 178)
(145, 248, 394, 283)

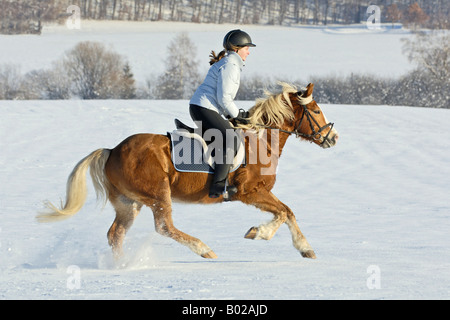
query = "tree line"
(1, 0, 449, 34)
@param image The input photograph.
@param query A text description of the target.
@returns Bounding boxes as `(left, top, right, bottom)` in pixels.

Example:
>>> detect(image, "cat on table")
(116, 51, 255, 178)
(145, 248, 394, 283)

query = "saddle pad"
(169, 129, 245, 174)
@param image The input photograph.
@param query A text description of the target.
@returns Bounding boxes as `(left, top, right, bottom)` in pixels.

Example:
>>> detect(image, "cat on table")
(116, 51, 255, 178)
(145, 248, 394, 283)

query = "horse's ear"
(305, 83, 314, 96)
(298, 83, 314, 97)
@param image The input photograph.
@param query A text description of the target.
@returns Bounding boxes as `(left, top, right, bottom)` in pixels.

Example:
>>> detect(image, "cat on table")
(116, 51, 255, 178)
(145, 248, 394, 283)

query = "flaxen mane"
(235, 82, 299, 131)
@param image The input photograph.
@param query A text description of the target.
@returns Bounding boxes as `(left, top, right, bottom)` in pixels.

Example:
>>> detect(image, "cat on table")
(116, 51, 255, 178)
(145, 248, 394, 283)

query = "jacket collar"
(227, 51, 245, 68)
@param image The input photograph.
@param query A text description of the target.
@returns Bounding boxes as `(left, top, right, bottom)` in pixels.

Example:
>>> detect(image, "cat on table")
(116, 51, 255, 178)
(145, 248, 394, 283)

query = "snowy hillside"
(0, 21, 414, 84)
(1, 99, 449, 300)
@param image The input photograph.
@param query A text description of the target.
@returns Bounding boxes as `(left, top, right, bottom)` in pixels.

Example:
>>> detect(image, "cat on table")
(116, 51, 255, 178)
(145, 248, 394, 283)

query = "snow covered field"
(1, 99, 449, 300)
(0, 21, 414, 84)
(1, 21, 449, 301)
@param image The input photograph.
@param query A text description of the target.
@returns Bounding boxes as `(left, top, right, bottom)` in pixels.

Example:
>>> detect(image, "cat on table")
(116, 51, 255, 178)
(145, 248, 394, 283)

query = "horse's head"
(289, 83, 339, 148)
(240, 82, 338, 148)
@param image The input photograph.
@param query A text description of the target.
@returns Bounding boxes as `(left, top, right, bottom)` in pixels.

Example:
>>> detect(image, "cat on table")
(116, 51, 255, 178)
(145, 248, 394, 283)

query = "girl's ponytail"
(209, 50, 226, 65)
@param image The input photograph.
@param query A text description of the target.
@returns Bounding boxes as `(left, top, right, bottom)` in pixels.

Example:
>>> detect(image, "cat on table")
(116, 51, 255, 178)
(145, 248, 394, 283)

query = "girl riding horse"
(189, 29, 256, 198)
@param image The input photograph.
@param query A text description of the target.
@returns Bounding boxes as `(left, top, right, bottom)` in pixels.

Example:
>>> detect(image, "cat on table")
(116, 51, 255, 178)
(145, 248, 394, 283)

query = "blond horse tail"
(37, 149, 111, 223)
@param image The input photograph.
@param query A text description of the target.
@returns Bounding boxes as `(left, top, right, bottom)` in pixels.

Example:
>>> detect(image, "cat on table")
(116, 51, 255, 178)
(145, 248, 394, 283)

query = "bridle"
(256, 97, 334, 146)
(291, 103, 334, 145)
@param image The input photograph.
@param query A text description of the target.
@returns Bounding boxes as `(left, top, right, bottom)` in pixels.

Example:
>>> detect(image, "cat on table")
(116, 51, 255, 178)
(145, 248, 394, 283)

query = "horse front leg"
(285, 211, 316, 259)
(241, 191, 316, 259)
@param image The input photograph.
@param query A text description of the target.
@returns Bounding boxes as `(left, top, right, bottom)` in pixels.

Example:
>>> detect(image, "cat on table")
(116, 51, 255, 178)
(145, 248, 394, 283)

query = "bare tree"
(157, 0, 164, 20)
(0, 0, 63, 34)
(0, 65, 24, 99)
(402, 32, 449, 82)
(25, 61, 72, 99)
(63, 41, 136, 99)
(403, 2, 429, 29)
(155, 33, 201, 99)
(386, 4, 402, 27)
(401, 32, 450, 107)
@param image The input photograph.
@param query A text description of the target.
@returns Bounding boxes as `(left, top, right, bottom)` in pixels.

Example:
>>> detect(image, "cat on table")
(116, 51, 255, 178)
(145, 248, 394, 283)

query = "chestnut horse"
(38, 82, 338, 260)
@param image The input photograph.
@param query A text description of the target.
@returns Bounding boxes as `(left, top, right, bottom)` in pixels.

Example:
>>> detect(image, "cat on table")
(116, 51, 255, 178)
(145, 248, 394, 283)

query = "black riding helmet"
(223, 30, 256, 49)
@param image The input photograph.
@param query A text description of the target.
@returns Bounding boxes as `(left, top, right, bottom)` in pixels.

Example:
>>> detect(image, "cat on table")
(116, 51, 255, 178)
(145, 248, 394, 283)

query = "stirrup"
(223, 185, 238, 202)
(209, 180, 237, 200)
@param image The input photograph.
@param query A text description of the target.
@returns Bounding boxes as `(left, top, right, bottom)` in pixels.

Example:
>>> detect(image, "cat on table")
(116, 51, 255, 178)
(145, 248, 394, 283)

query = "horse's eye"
(313, 110, 321, 115)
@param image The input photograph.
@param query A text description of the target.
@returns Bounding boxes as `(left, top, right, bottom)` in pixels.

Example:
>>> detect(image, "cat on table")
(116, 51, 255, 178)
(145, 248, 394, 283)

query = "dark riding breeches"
(189, 104, 237, 184)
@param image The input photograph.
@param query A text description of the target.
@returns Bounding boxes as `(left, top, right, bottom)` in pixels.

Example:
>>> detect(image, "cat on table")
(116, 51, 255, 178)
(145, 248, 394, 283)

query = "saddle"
(168, 119, 245, 174)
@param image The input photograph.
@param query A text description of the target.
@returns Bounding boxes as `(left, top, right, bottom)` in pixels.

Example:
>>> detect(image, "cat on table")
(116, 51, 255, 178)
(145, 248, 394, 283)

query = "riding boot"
(209, 163, 237, 198)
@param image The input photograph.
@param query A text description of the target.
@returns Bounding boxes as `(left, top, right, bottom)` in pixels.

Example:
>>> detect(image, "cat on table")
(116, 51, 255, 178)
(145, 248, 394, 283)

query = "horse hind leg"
(107, 193, 143, 259)
(149, 200, 217, 259)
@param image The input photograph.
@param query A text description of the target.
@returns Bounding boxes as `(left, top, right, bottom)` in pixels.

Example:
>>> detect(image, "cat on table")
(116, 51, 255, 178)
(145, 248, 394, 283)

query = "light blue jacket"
(190, 51, 244, 118)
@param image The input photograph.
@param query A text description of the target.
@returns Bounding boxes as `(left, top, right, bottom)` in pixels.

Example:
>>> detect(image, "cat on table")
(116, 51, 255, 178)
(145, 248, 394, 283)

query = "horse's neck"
(247, 128, 290, 158)
(244, 129, 290, 176)
(266, 129, 290, 158)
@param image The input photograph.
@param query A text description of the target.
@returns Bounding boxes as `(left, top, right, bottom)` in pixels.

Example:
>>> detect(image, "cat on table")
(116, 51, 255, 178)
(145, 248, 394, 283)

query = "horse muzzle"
(320, 130, 339, 149)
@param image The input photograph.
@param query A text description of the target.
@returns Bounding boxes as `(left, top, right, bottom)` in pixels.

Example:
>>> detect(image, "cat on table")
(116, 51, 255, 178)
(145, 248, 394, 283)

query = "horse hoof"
(301, 250, 317, 259)
(244, 227, 258, 239)
(201, 250, 218, 259)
